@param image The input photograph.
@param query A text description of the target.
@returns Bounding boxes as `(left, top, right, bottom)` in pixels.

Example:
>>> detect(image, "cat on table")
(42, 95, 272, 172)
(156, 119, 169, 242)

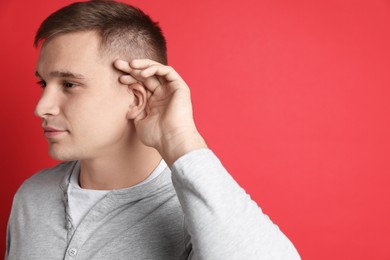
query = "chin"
(48, 147, 79, 161)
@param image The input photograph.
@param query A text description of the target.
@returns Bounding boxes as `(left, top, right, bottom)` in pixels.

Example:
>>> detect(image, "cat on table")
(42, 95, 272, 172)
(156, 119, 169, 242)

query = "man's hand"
(114, 59, 207, 166)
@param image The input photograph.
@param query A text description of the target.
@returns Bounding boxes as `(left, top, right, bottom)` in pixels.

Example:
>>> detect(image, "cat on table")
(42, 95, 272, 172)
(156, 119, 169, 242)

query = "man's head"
(35, 0, 167, 64)
(34, 1, 164, 161)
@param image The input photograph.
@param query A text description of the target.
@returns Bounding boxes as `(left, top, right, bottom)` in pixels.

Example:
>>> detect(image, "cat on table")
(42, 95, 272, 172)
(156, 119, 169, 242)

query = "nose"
(34, 86, 61, 118)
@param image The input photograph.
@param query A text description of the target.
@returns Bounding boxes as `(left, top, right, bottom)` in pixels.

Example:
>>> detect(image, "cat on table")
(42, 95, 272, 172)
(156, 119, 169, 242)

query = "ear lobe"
(126, 83, 147, 120)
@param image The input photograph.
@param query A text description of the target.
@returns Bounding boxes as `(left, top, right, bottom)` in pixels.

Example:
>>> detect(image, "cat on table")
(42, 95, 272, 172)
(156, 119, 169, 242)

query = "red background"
(1, 0, 389, 259)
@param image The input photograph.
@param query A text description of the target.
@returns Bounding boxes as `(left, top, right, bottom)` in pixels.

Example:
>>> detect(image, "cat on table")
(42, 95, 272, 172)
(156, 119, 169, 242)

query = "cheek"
(66, 94, 129, 137)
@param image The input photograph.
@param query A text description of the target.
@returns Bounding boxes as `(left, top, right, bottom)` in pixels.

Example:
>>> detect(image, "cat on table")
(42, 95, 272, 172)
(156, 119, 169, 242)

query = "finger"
(126, 59, 183, 83)
(119, 75, 138, 85)
(129, 69, 162, 93)
(114, 59, 132, 73)
(130, 59, 161, 69)
(141, 64, 183, 83)
(146, 89, 152, 100)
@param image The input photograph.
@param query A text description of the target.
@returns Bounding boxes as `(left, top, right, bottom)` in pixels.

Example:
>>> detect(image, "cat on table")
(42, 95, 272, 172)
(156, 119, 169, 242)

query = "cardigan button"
(68, 248, 78, 257)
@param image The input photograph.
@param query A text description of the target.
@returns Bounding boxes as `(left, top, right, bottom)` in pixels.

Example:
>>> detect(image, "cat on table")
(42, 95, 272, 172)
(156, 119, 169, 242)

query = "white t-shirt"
(67, 160, 167, 228)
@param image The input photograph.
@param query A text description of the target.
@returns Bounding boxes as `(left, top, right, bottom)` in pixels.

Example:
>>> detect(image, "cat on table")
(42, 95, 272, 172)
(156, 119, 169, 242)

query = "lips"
(42, 126, 68, 138)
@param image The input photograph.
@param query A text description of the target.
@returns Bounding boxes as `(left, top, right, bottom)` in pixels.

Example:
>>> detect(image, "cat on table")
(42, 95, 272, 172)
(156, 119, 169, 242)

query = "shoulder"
(14, 161, 76, 203)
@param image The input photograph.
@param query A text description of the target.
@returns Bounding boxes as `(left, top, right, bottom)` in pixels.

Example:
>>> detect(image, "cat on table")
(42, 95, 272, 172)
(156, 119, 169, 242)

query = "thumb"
(134, 109, 148, 124)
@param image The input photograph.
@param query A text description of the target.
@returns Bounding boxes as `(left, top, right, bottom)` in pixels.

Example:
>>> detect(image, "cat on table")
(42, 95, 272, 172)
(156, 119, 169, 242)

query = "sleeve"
(170, 148, 301, 260)
(5, 219, 10, 260)
(5, 190, 18, 260)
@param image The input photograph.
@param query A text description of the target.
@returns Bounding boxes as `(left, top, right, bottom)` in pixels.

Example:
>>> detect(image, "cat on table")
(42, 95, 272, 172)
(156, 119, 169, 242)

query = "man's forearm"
(170, 149, 301, 259)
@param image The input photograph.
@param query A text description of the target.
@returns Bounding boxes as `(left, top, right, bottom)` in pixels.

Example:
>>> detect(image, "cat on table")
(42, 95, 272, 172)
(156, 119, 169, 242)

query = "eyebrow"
(35, 70, 86, 80)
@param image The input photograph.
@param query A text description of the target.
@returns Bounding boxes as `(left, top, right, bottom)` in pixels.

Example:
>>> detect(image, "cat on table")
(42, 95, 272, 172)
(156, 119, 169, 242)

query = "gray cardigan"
(6, 149, 300, 259)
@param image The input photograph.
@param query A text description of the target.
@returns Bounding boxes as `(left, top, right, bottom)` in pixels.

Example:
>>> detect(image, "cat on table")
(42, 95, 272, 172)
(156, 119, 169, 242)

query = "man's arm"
(114, 59, 300, 259)
(171, 148, 300, 259)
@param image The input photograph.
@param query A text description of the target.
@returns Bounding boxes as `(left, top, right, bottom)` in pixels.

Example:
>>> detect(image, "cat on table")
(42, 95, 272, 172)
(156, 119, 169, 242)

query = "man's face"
(35, 31, 132, 161)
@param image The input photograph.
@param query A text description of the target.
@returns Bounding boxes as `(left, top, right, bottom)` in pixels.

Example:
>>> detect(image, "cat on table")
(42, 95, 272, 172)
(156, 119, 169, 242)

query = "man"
(6, 1, 300, 259)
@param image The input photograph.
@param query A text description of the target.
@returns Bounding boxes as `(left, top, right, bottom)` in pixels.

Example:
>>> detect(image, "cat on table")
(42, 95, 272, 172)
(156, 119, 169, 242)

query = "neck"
(79, 139, 162, 190)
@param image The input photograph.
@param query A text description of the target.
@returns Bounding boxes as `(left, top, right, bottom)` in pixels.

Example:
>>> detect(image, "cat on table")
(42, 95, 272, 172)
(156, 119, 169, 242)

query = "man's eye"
(63, 82, 77, 88)
(36, 80, 46, 88)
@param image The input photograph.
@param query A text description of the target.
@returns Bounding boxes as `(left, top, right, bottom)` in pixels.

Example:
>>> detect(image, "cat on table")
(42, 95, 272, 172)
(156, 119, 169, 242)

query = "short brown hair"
(35, 0, 167, 64)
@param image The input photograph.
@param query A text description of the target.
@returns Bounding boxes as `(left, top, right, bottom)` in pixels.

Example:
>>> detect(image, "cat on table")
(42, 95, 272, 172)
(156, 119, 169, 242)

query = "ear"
(126, 83, 147, 120)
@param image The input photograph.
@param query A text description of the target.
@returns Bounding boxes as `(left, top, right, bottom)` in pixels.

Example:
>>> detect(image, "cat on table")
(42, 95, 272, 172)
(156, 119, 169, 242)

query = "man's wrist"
(159, 129, 207, 166)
